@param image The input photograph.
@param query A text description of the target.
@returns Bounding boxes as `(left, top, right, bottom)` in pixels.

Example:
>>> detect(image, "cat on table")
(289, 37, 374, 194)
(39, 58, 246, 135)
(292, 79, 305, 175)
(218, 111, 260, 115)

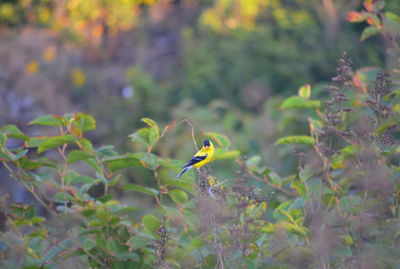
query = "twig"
(175, 119, 199, 151)
(210, 214, 224, 269)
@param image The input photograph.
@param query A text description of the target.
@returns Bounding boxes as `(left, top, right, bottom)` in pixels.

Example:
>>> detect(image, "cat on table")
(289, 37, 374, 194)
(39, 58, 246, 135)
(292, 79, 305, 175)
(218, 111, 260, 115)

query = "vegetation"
(0, 0, 399, 268)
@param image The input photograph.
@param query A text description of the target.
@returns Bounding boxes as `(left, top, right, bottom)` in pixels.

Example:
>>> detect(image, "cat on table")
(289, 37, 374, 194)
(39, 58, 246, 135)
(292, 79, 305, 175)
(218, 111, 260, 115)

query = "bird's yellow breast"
(193, 146, 214, 168)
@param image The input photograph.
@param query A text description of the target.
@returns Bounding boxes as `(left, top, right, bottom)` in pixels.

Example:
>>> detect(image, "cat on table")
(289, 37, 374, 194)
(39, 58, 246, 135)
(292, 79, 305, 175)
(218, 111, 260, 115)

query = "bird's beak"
(204, 146, 209, 149)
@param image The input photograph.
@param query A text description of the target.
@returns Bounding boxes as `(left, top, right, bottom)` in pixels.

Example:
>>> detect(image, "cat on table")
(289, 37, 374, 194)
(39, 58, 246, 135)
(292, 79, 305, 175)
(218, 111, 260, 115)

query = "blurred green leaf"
(340, 195, 362, 214)
(71, 112, 96, 135)
(360, 25, 381, 41)
(299, 165, 313, 182)
(164, 179, 194, 194)
(204, 132, 231, 148)
(213, 149, 240, 161)
(276, 135, 315, 146)
(246, 155, 261, 171)
(24, 137, 46, 148)
(169, 190, 189, 204)
(127, 236, 153, 250)
(65, 174, 96, 185)
(141, 118, 160, 151)
(298, 84, 311, 99)
(188, 236, 205, 252)
(83, 238, 96, 251)
(141, 117, 157, 127)
(142, 215, 161, 232)
(67, 149, 92, 163)
(129, 128, 150, 148)
(43, 246, 63, 262)
(291, 181, 306, 197)
(273, 200, 292, 220)
(7, 148, 28, 161)
(122, 184, 159, 196)
(0, 125, 29, 141)
(102, 153, 141, 172)
(137, 152, 159, 170)
(37, 134, 77, 154)
(202, 254, 217, 268)
(268, 172, 283, 185)
(159, 158, 185, 169)
(29, 115, 64, 127)
(0, 133, 6, 147)
(281, 96, 320, 110)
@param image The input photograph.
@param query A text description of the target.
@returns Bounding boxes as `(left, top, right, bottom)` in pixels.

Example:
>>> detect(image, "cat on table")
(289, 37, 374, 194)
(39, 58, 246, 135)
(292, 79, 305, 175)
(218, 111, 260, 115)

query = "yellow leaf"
(71, 67, 86, 87)
(26, 61, 39, 74)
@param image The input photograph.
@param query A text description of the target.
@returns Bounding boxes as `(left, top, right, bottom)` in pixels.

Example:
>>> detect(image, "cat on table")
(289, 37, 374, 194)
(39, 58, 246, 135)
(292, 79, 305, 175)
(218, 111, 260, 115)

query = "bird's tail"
(177, 166, 192, 178)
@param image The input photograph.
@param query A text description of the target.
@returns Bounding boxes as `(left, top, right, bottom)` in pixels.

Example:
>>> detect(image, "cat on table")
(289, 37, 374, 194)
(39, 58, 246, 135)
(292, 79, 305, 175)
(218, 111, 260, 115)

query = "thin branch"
(175, 119, 199, 151)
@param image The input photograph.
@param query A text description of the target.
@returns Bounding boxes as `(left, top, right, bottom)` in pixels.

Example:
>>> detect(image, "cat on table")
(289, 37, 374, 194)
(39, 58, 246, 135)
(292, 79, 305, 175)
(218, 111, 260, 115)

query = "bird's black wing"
(183, 155, 207, 168)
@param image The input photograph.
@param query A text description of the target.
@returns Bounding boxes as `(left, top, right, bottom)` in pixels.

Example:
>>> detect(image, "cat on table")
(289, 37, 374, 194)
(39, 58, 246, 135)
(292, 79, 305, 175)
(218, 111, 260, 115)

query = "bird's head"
(203, 139, 212, 149)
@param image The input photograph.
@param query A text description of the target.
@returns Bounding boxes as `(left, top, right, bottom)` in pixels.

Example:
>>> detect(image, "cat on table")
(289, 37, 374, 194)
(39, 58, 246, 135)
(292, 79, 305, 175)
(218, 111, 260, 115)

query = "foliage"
(0, 0, 400, 268)
(1, 53, 400, 268)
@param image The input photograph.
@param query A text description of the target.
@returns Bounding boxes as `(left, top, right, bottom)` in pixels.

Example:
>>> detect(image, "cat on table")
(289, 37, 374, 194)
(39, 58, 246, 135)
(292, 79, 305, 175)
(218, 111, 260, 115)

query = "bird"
(177, 139, 214, 178)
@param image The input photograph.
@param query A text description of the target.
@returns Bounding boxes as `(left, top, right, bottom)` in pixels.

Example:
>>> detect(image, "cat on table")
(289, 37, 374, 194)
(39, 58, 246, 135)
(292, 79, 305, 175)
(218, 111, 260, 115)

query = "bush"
(0, 54, 399, 268)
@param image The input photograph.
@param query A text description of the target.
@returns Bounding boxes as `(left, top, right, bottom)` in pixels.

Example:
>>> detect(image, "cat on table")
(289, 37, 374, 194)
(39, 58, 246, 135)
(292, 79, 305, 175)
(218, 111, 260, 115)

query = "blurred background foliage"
(1, 0, 398, 168)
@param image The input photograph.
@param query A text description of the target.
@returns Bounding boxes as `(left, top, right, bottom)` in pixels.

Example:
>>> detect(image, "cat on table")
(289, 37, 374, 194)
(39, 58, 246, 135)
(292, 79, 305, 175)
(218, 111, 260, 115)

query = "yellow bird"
(177, 140, 214, 178)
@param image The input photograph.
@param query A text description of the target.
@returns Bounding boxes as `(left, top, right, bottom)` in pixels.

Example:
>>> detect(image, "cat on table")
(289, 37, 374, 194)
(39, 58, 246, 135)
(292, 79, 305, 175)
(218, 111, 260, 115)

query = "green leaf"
(142, 118, 160, 150)
(54, 192, 74, 203)
(137, 152, 159, 170)
(148, 127, 160, 150)
(291, 181, 306, 197)
(202, 254, 217, 268)
(24, 137, 46, 148)
(163, 179, 194, 194)
(8, 148, 28, 161)
(340, 195, 362, 214)
(298, 84, 311, 99)
(188, 236, 204, 252)
(102, 153, 141, 172)
(273, 200, 292, 220)
(268, 172, 282, 185)
(31, 172, 52, 182)
(83, 238, 96, 251)
(29, 115, 64, 127)
(0, 125, 29, 141)
(246, 156, 261, 170)
(127, 236, 153, 250)
(141, 117, 157, 127)
(341, 145, 360, 156)
(0, 133, 6, 147)
(275, 135, 315, 146)
(158, 158, 185, 169)
(67, 149, 92, 163)
(169, 190, 189, 204)
(71, 113, 96, 133)
(18, 157, 45, 170)
(122, 184, 159, 196)
(116, 252, 140, 261)
(204, 132, 231, 148)
(129, 128, 150, 148)
(212, 149, 240, 161)
(281, 96, 320, 110)
(376, 122, 397, 135)
(299, 165, 313, 182)
(142, 215, 161, 231)
(360, 25, 381, 41)
(386, 12, 400, 23)
(65, 175, 96, 185)
(37, 134, 77, 154)
(43, 246, 63, 261)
